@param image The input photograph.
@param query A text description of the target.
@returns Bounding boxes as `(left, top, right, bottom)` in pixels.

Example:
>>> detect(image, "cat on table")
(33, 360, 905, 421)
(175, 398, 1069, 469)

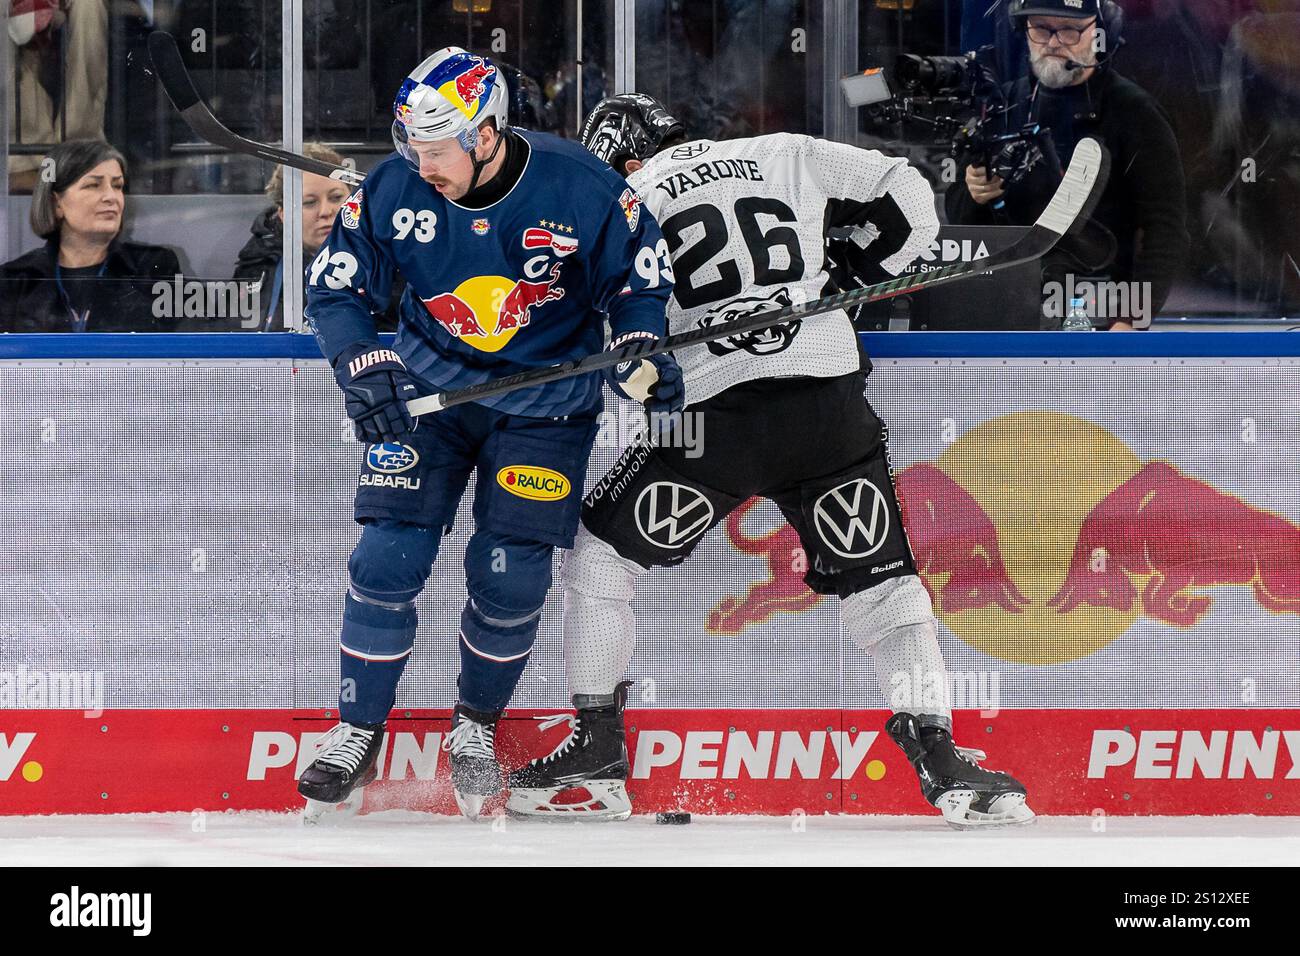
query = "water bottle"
(1062, 296, 1093, 331)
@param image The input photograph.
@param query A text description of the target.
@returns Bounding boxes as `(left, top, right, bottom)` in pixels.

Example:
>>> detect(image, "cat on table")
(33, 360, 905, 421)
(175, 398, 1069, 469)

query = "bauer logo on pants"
(636, 482, 714, 549)
(813, 479, 889, 559)
(497, 466, 570, 501)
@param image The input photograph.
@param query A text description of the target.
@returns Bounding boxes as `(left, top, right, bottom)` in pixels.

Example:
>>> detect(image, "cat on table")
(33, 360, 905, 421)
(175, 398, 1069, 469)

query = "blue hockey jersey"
(305, 130, 674, 418)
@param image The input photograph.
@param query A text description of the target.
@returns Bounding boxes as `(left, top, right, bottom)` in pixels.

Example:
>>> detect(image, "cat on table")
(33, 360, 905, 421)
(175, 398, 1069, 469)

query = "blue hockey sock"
(339, 592, 417, 726)
(456, 597, 541, 715)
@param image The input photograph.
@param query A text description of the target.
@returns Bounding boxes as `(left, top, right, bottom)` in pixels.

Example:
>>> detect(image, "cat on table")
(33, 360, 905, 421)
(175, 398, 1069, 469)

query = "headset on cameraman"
(1005, 0, 1126, 72)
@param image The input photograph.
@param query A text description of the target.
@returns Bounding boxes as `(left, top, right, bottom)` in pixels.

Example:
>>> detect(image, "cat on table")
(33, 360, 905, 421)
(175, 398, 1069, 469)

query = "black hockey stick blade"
(148, 31, 366, 186)
(406, 137, 1110, 416)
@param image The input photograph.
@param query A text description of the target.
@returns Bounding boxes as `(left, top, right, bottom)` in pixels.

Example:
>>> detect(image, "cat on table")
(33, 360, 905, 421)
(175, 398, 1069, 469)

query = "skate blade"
(936, 790, 1036, 830)
(453, 788, 490, 820)
(301, 788, 365, 826)
(506, 780, 632, 821)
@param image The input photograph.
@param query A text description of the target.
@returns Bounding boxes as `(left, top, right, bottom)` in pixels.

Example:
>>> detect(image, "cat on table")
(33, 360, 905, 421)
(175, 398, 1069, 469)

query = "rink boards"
(1, 332, 1298, 815)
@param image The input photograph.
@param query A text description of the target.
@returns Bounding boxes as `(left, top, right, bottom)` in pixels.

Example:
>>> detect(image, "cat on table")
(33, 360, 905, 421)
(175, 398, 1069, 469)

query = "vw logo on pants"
(635, 482, 715, 549)
(813, 478, 890, 559)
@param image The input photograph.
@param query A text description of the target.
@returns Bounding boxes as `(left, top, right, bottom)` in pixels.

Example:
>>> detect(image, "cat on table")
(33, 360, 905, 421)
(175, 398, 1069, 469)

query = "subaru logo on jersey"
(367, 443, 419, 474)
(341, 188, 363, 230)
(813, 479, 890, 559)
(671, 142, 710, 160)
(635, 482, 714, 549)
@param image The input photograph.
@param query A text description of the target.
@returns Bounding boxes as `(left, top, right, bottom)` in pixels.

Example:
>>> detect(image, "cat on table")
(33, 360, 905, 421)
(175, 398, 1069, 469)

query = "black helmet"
(580, 93, 687, 172)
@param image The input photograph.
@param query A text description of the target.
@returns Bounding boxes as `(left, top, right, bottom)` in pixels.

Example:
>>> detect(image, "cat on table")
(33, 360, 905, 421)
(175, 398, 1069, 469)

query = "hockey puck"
(656, 812, 691, 825)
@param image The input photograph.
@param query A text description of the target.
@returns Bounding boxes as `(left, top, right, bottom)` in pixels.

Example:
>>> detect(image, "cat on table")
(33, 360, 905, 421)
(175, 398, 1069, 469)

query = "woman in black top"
(0, 140, 181, 332)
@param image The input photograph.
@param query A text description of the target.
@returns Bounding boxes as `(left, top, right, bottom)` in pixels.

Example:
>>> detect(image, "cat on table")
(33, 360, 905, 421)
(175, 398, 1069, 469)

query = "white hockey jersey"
(627, 132, 939, 405)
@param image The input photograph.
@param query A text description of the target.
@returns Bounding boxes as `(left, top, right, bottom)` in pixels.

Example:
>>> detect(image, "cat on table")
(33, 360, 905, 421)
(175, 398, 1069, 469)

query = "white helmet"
(391, 47, 510, 171)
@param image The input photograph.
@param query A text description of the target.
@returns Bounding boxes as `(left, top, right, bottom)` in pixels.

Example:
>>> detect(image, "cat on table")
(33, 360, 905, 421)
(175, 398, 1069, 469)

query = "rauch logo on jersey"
(635, 482, 714, 549)
(813, 479, 890, 559)
(497, 466, 570, 501)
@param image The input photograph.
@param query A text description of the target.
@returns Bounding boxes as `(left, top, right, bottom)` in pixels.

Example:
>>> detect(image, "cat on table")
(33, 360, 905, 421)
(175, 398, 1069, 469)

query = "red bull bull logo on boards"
(707, 411, 1300, 666)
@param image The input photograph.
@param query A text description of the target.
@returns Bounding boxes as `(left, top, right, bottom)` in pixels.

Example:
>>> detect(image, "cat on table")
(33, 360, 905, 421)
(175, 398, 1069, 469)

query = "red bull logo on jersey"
(708, 411, 1300, 665)
(341, 188, 363, 230)
(420, 264, 565, 353)
(618, 188, 642, 232)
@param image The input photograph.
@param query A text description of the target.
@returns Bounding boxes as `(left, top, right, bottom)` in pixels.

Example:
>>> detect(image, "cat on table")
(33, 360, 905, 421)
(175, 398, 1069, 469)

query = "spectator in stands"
(946, 0, 1188, 329)
(7, 0, 109, 193)
(233, 142, 398, 331)
(0, 139, 181, 332)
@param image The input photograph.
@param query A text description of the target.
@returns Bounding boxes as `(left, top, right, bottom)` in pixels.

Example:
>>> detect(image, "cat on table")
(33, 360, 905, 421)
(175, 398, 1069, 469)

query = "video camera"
(842, 47, 1048, 187)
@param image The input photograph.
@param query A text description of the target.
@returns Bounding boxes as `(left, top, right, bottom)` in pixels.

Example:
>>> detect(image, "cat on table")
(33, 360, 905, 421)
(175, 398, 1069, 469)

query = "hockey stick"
(407, 138, 1109, 415)
(147, 29, 1108, 416)
(148, 31, 365, 186)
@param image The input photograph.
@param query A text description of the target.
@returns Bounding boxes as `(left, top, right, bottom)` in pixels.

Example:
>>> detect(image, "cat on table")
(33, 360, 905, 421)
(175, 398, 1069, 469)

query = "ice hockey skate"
(506, 682, 632, 821)
(298, 721, 384, 825)
(886, 712, 1035, 830)
(443, 704, 503, 819)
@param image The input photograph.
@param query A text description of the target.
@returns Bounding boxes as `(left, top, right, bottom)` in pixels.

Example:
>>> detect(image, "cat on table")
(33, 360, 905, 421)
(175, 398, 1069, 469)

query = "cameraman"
(946, 0, 1188, 329)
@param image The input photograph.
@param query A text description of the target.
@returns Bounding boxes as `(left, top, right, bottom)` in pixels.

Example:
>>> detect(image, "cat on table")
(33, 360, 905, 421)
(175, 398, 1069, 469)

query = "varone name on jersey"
(627, 132, 939, 405)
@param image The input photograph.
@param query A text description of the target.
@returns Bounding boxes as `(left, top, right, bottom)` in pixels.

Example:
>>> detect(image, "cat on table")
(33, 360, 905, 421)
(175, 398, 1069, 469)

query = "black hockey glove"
(333, 343, 419, 444)
(604, 331, 685, 416)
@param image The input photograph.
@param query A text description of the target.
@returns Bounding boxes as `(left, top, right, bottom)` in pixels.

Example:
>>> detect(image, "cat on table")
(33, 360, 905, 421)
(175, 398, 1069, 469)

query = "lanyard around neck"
(54, 259, 109, 332)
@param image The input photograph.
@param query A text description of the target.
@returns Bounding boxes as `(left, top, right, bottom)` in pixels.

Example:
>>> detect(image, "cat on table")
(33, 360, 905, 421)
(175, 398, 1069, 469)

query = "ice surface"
(1, 812, 1297, 867)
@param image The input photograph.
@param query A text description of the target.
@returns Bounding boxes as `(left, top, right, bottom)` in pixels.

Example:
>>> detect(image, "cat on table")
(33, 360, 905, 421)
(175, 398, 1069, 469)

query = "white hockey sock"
(840, 575, 952, 730)
(561, 526, 645, 701)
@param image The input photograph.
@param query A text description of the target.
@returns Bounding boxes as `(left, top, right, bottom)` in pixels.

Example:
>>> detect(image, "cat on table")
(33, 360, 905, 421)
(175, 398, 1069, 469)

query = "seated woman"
(0, 139, 181, 332)
(234, 142, 399, 332)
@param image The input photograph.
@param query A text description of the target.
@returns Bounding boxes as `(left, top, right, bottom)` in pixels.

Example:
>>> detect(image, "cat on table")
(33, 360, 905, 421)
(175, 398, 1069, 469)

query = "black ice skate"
(506, 681, 632, 820)
(885, 712, 1035, 830)
(298, 720, 384, 825)
(442, 703, 503, 819)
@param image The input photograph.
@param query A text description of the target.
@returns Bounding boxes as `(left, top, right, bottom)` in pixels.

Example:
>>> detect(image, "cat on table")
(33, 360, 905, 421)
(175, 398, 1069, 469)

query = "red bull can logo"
(420, 264, 565, 353)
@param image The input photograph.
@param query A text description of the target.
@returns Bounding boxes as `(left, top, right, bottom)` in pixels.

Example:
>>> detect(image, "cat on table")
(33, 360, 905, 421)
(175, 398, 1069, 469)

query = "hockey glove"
(604, 331, 685, 416)
(333, 343, 419, 444)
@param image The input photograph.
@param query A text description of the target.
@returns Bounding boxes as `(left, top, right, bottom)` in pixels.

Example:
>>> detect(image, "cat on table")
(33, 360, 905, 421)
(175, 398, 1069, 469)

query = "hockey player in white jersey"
(506, 94, 1034, 829)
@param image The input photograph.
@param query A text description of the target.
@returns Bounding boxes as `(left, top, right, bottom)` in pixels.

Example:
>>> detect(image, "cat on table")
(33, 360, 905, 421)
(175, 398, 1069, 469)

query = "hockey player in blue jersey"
(297, 48, 683, 821)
